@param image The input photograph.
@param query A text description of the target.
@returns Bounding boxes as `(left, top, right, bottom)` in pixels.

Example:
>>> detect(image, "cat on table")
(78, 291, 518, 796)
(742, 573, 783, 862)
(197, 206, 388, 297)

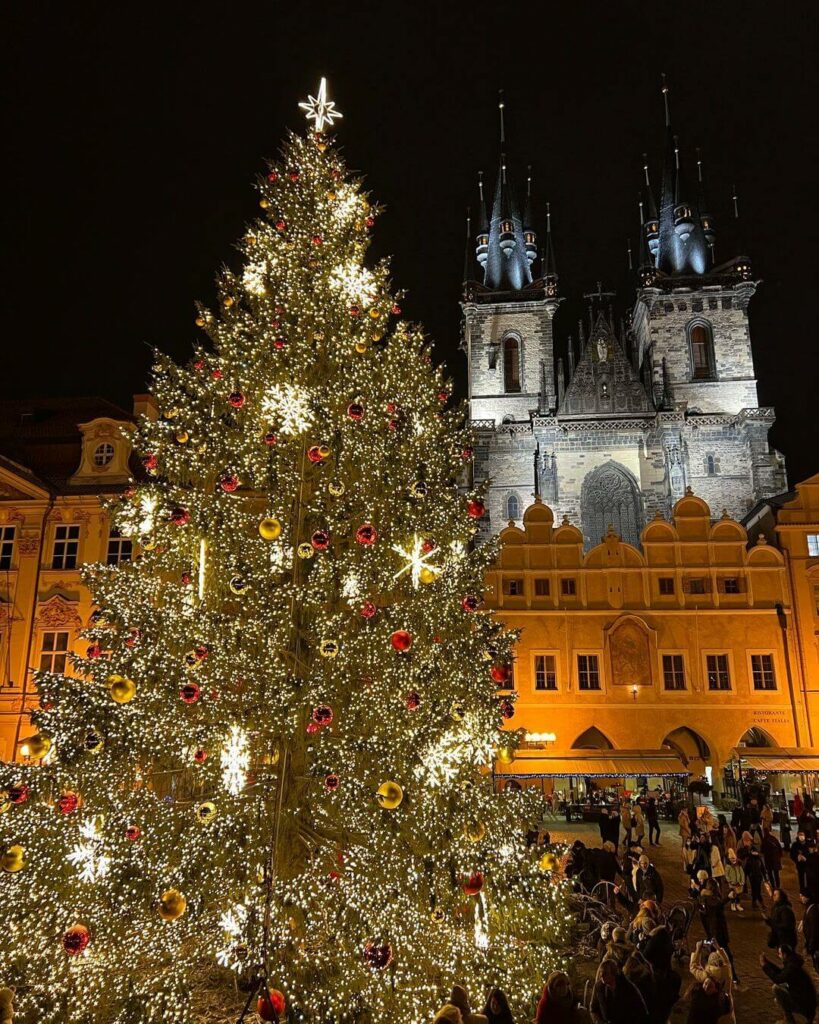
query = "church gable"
(559, 313, 652, 416)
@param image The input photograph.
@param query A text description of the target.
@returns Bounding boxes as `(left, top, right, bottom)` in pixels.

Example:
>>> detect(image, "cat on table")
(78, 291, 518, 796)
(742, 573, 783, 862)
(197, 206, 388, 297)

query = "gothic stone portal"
(581, 462, 644, 549)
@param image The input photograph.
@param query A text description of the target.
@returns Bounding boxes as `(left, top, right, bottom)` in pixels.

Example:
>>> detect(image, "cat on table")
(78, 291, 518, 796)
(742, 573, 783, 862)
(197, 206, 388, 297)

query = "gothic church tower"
(463, 86, 786, 547)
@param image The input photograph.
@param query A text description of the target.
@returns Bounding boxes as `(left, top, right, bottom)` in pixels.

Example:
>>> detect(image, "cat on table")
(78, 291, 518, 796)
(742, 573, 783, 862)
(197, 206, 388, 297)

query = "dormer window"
(93, 443, 115, 467)
(524, 231, 535, 244)
(500, 220, 513, 234)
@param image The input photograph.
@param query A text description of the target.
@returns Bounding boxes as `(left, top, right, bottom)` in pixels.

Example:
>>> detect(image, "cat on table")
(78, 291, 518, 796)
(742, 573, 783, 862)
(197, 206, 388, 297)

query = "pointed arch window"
(506, 493, 520, 520)
(688, 320, 716, 381)
(503, 336, 521, 393)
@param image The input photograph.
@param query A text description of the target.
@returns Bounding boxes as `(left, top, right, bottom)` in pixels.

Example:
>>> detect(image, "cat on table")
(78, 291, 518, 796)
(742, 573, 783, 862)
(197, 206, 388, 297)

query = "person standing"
(724, 849, 745, 912)
(632, 802, 646, 847)
(759, 946, 817, 1024)
(646, 797, 661, 847)
(534, 973, 591, 1024)
(678, 806, 691, 846)
(621, 800, 633, 847)
(765, 889, 798, 951)
(590, 959, 650, 1024)
(632, 853, 664, 905)
(482, 989, 515, 1024)
(743, 845, 768, 909)
(698, 879, 740, 984)
(762, 828, 784, 891)
(802, 896, 819, 973)
(791, 831, 811, 899)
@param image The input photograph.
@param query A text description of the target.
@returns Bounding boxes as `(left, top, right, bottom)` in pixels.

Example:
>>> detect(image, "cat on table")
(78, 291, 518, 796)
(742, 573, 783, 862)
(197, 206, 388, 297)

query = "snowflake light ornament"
(261, 383, 313, 436)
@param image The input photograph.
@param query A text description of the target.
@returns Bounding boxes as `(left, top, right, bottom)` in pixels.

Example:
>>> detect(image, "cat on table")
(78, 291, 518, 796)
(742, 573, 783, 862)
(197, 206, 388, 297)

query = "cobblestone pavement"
(548, 818, 812, 1023)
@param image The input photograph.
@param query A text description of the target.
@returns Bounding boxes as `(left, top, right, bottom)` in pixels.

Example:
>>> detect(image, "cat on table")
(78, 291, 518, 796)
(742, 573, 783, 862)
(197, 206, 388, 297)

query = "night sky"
(3, 2, 817, 485)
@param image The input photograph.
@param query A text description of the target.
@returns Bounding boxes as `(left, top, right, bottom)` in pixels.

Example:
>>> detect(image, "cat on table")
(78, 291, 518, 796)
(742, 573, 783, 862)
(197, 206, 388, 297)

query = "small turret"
(697, 148, 716, 260)
(673, 136, 696, 242)
(642, 155, 660, 257)
(523, 166, 537, 266)
(475, 171, 489, 269)
(543, 202, 558, 297)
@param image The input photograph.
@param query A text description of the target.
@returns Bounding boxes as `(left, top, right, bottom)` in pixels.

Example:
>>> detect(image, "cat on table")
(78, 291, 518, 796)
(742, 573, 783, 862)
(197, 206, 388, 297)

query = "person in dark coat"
(791, 831, 811, 898)
(803, 897, 819, 973)
(590, 959, 649, 1024)
(640, 924, 682, 1017)
(743, 845, 768, 908)
(646, 797, 661, 847)
(762, 828, 784, 890)
(599, 807, 613, 845)
(632, 855, 664, 905)
(483, 988, 515, 1024)
(604, 809, 622, 849)
(685, 977, 731, 1024)
(765, 889, 798, 950)
(698, 880, 740, 983)
(535, 971, 590, 1024)
(806, 845, 819, 906)
(760, 945, 817, 1024)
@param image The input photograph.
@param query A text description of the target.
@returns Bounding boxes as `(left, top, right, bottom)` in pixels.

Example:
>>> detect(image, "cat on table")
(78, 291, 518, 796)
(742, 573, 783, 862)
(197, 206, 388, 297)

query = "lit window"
(707, 654, 731, 691)
(106, 529, 133, 566)
(662, 654, 686, 690)
(0, 525, 15, 571)
(561, 578, 577, 597)
(808, 534, 819, 557)
(93, 442, 115, 467)
(39, 630, 70, 674)
(52, 525, 80, 570)
(535, 654, 557, 691)
(578, 655, 600, 690)
(751, 653, 776, 691)
(534, 578, 550, 596)
(659, 577, 675, 595)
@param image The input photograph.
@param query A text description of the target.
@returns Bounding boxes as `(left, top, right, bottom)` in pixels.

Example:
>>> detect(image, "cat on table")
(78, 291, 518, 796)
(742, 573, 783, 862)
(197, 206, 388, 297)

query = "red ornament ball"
(405, 691, 421, 711)
(180, 572, 193, 586)
(437, 390, 449, 403)
(388, 419, 399, 431)
(63, 924, 91, 956)
(390, 630, 413, 653)
(193, 360, 204, 371)
(211, 369, 223, 381)
(220, 474, 239, 493)
(311, 234, 323, 246)
(347, 402, 365, 421)
(275, 219, 287, 233)
(365, 215, 375, 228)
(193, 749, 208, 764)
(467, 498, 486, 519)
(267, 171, 279, 183)
(306, 722, 320, 735)
(360, 601, 377, 620)
(349, 305, 361, 317)
(391, 303, 402, 315)
(195, 644, 209, 661)
(125, 629, 140, 648)
(363, 942, 394, 970)
(263, 432, 278, 446)
(462, 871, 484, 896)
(275, 305, 285, 315)
(490, 665, 511, 685)
(355, 523, 378, 545)
(311, 704, 334, 726)
(142, 453, 158, 471)
(180, 683, 201, 705)
(311, 530, 330, 551)
(324, 773, 340, 792)
(274, 336, 287, 350)
(270, 318, 281, 330)
(307, 446, 324, 463)
(8, 784, 30, 805)
(170, 507, 190, 526)
(57, 792, 79, 815)
(257, 990, 286, 1022)
(420, 538, 436, 554)
(86, 643, 102, 659)
(499, 699, 515, 720)
(462, 446, 474, 460)
(386, 402, 397, 414)
(461, 595, 480, 613)
(125, 824, 141, 841)
(228, 391, 245, 409)
(288, 170, 300, 182)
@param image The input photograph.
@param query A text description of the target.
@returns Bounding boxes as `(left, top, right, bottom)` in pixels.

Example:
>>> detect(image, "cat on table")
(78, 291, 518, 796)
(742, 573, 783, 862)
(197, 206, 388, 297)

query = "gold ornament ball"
(354, 341, 369, 354)
(108, 675, 137, 704)
(229, 576, 248, 595)
(195, 316, 206, 327)
(326, 190, 336, 201)
(368, 308, 380, 320)
(450, 701, 466, 722)
(196, 801, 217, 824)
(376, 781, 404, 810)
(539, 851, 558, 872)
(464, 820, 486, 843)
(158, 889, 187, 922)
(0, 793, 11, 815)
(259, 198, 270, 209)
(496, 747, 515, 765)
(328, 480, 345, 497)
(163, 407, 180, 419)
(85, 730, 105, 754)
(430, 907, 446, 924)
(26, 734, 51, 760)
(258, 517, 282, 541)
(1, 845, 25, 873)
(319, 639, 339, 658)
(317, 444, 331, 459)
(419, 567, 437, 585)
(175, 430, 189, 444)
(297, 542, 315, 560)
(223, 296, 234, 308)
(371, 330, 383, 342)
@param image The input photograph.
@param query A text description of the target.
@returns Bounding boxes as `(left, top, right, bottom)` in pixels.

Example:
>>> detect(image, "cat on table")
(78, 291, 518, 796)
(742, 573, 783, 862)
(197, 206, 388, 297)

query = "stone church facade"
(463, 90, 786, 548)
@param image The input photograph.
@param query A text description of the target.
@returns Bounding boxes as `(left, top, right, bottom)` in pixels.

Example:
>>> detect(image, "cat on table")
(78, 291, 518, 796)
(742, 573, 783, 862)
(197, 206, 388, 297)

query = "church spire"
(523, 166, 537, 266)
(475, 171, 489, 270)
(696, 148, 716, 264)
(463, 208, 472, 284)
(542, 202, 558, 296)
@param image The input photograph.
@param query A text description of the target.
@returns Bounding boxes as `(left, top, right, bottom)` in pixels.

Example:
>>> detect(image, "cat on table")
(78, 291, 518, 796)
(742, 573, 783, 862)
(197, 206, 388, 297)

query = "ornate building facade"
(463, 88, 786, 547)
(0, 397, 148, 762)
(486, 493, 814, 796)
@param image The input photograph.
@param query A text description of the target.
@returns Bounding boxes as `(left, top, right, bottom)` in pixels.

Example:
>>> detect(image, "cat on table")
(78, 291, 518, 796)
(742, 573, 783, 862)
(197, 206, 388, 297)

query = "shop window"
(39, 630, 70, 674)
(706, 654, 731, 691)
(662, 654, 686, 690)
(52, 525, 80, 570)
(751, 653, 776, 691)
(534, 578, 550, 596)
(0, 525, 15, 571)
(534, 654, 557, 691)
(577, 654, 601, 691)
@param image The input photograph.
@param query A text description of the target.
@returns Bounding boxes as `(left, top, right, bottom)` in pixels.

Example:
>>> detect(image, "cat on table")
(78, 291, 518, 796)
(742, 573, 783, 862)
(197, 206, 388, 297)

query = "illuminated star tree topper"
(298, 76, 343, 132)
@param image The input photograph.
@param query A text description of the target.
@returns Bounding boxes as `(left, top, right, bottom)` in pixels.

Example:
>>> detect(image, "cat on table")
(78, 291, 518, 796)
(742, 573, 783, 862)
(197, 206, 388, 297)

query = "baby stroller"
(666, 899, 696, 963)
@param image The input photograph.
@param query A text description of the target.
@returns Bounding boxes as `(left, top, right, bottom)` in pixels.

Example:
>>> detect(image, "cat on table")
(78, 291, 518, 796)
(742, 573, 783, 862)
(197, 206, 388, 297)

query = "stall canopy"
(729, 748, 819, 773)
(496, 748, 690, 778)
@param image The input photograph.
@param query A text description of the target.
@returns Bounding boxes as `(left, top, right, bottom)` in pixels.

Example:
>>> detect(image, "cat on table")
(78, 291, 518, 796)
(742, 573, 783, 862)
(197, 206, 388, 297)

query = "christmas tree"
(0, 82, 568, 1024)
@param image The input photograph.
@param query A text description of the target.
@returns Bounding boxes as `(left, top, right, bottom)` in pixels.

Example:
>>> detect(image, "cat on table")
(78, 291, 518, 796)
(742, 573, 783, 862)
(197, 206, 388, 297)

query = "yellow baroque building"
(0, 397, 149, 762)
(486, 490, 818, 799)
